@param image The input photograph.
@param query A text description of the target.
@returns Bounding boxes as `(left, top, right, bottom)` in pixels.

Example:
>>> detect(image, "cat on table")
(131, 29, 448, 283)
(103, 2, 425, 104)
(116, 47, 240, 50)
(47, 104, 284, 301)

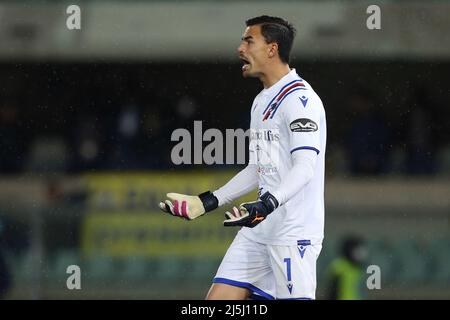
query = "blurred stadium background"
(0, 0, 449, 299)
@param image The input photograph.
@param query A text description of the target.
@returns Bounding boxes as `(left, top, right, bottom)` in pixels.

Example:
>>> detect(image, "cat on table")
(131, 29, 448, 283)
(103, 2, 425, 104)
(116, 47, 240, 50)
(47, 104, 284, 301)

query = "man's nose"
(237, 44, 245, 55)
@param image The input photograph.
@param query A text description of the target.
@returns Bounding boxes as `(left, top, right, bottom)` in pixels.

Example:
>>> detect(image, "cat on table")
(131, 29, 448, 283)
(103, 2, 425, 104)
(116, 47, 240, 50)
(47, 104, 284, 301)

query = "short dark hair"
(245, 15, 296, 64)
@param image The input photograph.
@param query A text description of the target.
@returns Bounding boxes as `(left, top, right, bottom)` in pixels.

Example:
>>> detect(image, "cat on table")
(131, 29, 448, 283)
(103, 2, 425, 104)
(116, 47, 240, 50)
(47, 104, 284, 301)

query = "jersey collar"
(261, 68, 301, 96)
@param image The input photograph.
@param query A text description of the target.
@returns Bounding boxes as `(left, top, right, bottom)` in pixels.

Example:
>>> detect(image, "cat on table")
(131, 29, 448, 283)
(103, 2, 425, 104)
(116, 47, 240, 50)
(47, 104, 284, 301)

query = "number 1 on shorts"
(283, 258, 292, 281)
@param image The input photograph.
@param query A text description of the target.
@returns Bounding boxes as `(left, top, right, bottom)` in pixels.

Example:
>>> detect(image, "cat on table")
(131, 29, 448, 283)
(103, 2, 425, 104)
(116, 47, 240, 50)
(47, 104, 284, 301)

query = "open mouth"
(240, 57, 250, 71)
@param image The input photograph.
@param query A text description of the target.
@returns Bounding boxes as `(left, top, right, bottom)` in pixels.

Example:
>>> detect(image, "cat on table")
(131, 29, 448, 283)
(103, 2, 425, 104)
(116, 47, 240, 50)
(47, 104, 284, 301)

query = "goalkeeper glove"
(159, 191, 219, 220)
(223, 191, 279, 228)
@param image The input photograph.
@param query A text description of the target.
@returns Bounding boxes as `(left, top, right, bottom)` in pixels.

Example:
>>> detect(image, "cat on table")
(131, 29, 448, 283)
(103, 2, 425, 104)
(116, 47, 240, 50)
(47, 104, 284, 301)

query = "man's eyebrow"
(241, 36, 253, 41)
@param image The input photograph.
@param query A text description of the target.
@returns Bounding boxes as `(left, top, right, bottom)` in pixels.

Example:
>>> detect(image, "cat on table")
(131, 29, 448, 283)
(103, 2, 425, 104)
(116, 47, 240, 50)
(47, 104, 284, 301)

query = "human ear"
(268, 43, 278, 58)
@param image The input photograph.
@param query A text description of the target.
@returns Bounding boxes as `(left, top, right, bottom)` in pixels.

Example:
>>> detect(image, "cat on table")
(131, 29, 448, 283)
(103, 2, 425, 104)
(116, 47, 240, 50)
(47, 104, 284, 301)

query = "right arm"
(213, 163, 258, 207)
(213, 134, 259, 206)
(159, 164, 259, 220)
(161, 101, 259, 220)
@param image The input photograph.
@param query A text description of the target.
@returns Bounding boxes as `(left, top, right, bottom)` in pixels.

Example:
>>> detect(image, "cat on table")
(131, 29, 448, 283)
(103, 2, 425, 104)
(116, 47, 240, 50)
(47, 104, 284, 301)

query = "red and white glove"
(159, 191, 219, 220)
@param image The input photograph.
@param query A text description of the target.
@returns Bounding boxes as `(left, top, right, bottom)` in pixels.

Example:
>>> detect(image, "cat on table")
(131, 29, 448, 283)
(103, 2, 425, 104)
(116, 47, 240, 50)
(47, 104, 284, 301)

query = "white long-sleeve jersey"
(214, 69, 327, 246)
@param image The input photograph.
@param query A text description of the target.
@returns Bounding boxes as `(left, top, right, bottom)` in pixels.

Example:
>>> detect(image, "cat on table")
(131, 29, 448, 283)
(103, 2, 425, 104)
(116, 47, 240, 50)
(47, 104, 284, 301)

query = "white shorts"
(213, 232, 322, 300)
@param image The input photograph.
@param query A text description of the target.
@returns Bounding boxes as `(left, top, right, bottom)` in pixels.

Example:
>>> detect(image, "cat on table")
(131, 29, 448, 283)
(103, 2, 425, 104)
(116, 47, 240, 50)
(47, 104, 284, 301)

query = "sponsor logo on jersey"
(298, 246, 307, 258)
(251, 129, 280, 142)
(297, 240, 311, 258)
(290, 118, 318, 132)
(299, 95, 309, 107)
(257, 166, 278, 175)
(287, 283, 293, 294)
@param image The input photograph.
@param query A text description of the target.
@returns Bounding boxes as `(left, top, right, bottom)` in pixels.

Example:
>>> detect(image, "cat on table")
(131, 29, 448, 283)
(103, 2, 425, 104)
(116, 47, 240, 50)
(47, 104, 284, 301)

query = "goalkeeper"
(160, 15, 326, 300)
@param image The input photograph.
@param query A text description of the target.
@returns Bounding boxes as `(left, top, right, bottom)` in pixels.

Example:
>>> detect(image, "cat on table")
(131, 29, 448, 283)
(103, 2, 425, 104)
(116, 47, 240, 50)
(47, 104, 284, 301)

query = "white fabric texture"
(239, 69, 327, 246)
(271, 149, 317, 206)
(213, 232, 322, 299)
(213, 164, 258, 207)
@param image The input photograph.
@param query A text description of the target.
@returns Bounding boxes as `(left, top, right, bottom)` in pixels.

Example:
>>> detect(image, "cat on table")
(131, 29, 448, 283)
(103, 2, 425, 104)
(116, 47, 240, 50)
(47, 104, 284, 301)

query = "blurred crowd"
(343, 86, 444, 175)
(0, 62, 448, 176)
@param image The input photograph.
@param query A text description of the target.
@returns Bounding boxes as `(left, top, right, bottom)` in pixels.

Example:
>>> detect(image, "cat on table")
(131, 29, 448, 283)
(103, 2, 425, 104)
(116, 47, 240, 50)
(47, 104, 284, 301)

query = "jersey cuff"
(290, 146, 320, 155)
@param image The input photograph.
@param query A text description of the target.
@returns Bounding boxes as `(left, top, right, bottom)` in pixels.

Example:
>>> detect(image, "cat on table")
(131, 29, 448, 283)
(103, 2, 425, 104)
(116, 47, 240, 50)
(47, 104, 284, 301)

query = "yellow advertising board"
(81, 171, 257, 257)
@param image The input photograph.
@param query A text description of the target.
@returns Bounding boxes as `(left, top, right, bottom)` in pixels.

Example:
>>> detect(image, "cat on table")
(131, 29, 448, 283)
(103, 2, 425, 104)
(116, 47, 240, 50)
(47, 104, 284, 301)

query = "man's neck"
(260, 64, 291, 89)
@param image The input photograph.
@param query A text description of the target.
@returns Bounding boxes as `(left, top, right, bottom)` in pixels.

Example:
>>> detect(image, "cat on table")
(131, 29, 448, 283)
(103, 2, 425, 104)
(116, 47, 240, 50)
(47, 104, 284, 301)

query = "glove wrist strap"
(198, 191, 219, 213)
(260, 192, 279, 213)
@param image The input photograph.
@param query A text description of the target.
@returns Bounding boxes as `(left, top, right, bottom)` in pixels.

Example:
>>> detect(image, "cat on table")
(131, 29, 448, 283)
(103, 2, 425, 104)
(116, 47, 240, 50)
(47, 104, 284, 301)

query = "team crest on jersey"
(290, 118, 318, 132)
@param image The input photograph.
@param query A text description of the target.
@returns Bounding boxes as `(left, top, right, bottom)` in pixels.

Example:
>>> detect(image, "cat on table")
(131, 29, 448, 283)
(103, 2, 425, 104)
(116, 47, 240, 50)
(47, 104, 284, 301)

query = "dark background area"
(1, 60, 449, 175)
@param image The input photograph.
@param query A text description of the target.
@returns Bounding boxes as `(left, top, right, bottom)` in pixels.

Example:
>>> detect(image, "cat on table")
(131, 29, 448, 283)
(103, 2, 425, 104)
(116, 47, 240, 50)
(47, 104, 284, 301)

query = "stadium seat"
(13, 251, 36, 281)
(428, 237, 450, 284)
(189, 257, 221, 281)
(391, 239, 430, 285)
(367, 239, 398, 285)
(25, 137, 68, 172)
(120, 256, 152, 281)
(317, 237, 338, 279)
(155, 256, 186, 281)
(85, 255, 118, 282)
(436, 145, 450, 175)
(50, 249, 81, 280)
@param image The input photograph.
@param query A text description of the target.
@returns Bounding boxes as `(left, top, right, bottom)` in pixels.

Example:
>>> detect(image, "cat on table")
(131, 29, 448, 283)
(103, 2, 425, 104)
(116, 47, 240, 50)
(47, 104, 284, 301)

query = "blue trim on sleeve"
(290, 146, 320, 155)
(278, 297, 314, 300)
(213, 277, 275, 300)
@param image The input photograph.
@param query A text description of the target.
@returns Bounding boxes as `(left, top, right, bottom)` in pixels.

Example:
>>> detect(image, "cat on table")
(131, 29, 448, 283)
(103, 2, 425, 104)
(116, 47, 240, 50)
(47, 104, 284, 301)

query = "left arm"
(271, 149, 317, 206)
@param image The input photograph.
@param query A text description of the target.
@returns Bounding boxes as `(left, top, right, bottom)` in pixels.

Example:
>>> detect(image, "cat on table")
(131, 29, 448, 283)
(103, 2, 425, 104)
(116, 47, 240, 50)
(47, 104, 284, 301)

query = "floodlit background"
(0, 0, 449, 299)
